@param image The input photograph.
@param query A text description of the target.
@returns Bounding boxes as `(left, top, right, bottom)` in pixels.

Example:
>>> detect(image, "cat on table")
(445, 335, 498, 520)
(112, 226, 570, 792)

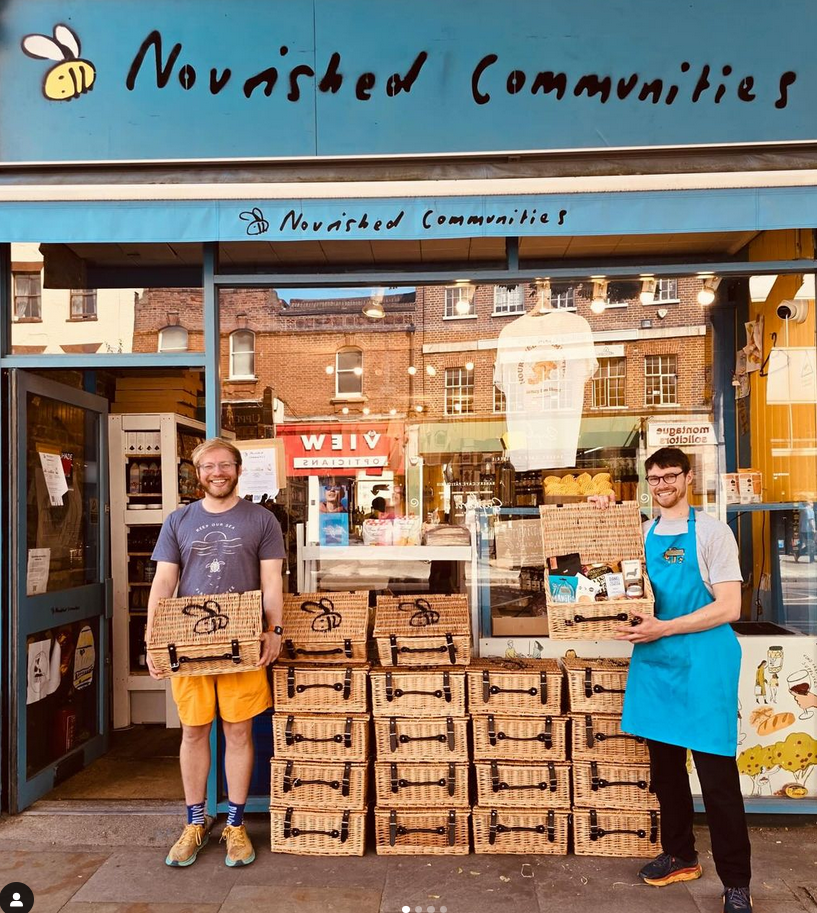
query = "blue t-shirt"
(152, 498, 285, 597)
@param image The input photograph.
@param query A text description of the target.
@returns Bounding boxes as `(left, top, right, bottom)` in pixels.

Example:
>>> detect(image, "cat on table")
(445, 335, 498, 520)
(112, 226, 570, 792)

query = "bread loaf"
(756, 710, 795, 736)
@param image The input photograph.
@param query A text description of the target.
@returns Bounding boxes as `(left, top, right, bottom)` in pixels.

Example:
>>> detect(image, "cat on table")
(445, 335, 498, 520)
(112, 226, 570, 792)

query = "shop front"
(0, 0, 816, 821)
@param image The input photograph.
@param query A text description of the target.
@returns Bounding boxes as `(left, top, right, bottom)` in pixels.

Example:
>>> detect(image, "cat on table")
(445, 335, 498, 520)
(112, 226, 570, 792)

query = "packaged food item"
(362, 519, 393, 546)
(625, 583, 644, 598)
(620, 559, 643, 585)
(392, 515, 422, 546)
(583, 563, 613, 597)
(575, 573, 600, 603)
(548, 575, 577, 603)
(604, 573, 626, 599)
(547, 552, 583, 576)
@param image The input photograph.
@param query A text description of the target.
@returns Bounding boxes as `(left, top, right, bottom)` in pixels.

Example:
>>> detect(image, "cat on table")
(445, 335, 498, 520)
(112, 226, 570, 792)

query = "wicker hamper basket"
(272, 663, 369, 715)
(474, 760, 571, 809)
(374, 595, 471, 666)
(563, 655, 630, 714)
(539, 502, 654, 639)
(373, 716, 469, 762)
(269, 759, 368, 810)
(569, 713, 650, 763)
(375, 807, 470, 855)
(573, 807, 660, 857)
(281, 592, 369, 664)
(572, 760, 654, 810)
(374, 761, 470, 807)
(471, 713, 568, 762)
(467, 658, 562, 716)
(370, 667, 467, 717)
(148, 590, 262, 677)
(270, 806, 366, 856)
(272, 713, 370, 762)
(472, 807, 570, 855)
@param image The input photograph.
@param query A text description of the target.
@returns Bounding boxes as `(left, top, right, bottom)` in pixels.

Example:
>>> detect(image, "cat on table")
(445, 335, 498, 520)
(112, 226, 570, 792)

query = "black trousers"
(648, 739, 752, 888)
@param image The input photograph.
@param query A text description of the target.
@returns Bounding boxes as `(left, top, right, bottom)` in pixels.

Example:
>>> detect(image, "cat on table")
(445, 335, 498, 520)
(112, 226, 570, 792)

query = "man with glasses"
(146, 438, 284, 868)
(593, 447, 752, 913)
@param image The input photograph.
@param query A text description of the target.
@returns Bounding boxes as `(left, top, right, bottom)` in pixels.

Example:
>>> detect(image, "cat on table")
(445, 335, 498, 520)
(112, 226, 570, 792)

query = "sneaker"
(165, 816, 214, 867)
(221, 823, 256, 867)
(638, 852, 703, 886)
(723, 887, 753, 912)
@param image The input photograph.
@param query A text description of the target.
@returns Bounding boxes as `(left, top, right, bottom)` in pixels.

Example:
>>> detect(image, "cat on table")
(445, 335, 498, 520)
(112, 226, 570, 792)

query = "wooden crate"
(467, 658, 562, 716)
(472, 807, 569, 855)
(573, 808, 660, 857)
(373, 595, 471, 666)
(375, 807, 470, 855)
(563, 656, 630, 714)
(272, 713, 370, 762)
(373, 716, 469, 762)
(147, 590, 262, 677)
(474, 761, 571, 809)
(471, 714, 568, 762)
(370, 667, 467, 717)
(269, 759, 367, 810)
(281, 592, 369, 664)
(270, 807, 366, 856)
(374, 761, 470, 808)
(572, 760, 654, 810)
(569, 713, 650, 763)
(539, 502, 654, 639)
(272, 663, 369, 715)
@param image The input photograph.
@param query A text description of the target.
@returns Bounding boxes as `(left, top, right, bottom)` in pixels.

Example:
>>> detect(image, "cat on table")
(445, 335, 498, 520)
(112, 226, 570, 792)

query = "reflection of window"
(493, 385, 506, 413)
(656, 279, 679, 302)
(552, 285, 576, 310)
(70, 289, 97, 319)
(444, 286, 476, 318)
(445, 367, 475, 415)
(158, 325, 189, 352)
(645, 354, 678, 405)
(592, 357, 626, 408)
(13, 273, 41, 320)
(336, 347, 363, 396)
(492, 286, 524, 315)
(229, 330, 256, 379)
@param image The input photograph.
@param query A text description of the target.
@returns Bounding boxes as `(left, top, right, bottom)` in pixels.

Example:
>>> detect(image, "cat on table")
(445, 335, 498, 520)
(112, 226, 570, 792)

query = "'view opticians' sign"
(278, 423, 403, 476)
(647, 421, 717, 448)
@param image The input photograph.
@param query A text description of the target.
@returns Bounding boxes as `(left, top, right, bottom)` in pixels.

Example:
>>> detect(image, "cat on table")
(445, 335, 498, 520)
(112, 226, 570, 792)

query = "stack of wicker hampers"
(269, 592, 371, 855)
(370, 595, 472, 855)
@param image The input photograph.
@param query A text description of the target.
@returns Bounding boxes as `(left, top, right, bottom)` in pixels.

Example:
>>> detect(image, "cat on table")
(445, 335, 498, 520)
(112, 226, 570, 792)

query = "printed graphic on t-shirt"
(190, 526, 243, 593)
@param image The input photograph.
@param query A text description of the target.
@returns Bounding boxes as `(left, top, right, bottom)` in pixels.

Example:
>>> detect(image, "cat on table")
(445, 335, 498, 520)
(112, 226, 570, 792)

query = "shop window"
(157, 325, 189, 353)
(445, 366, 475, 414)
(444, 285, 476, 318)
(69, 289, 97, 320)
(656, 278, 679, 302)
(552, 284, 576, 310)
(493, 384, 507, 413)
(336, 347, 363, 397)
(492, 285, 524, 315)
(592, 357, 626, 408)
(229, 329, 256, 379)
(645, 354, 678, 406)
(13, 272, 42, 321)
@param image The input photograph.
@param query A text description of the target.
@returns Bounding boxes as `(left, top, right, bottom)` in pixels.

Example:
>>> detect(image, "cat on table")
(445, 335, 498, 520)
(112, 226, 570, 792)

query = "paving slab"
(237, 851, 390, 890)
(0, 850, 110, 913)
(220, 885, 383, 913)
(61, 905, 221, 913)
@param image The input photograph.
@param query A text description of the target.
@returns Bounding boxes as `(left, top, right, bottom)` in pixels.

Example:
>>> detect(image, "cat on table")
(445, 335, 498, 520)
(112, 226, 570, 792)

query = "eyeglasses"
(646, 472, 683, 486)
(198, 461, 238, 473)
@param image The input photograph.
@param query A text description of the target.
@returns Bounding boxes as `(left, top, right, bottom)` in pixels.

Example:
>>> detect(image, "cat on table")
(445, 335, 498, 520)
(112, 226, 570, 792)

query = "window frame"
(229, 329, 256, 380)
(69, 288, 98, 320)
(491, 285, 525, 316)
(493, 384, 507, 413)
(444, 285, 477, 319)
(552, 285, 577, 311)
(444, 365, 475, 415)
(157, 325, 189, 353)
(644, 354, 679, 406)
(13, 271, 42, 321)
(654, 278, 680, 304)
(335, 346, 363, 398)
(592, 356, 627, 409)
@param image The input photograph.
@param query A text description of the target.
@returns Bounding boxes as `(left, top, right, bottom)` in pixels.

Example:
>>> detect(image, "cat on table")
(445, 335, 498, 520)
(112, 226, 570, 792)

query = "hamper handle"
(386, 670, 452, 702)
(389, 809, 457, 846)
(488, 714, 552, 748)
(283, 807, 349, 843)
(391, 762, 457, 796)
(285, 715, 353, 748)
(489, 809, 555, 845)
(569, 613, 629, 625)
(490, 760, 557, 793)
(283, 760, 352, 795)
(589, 809, 658, 844)
(285, 638, 353, 659)
(482, 670, 548, 704)
(167, 640, 240, 672)
(287, 666, 353, 700)
(390, 633, 456, 664)
(584, 667, 626, 698)
(590, 761, 649, 791)
(389, 717, 456, 752)
(584, 715, 645, 749)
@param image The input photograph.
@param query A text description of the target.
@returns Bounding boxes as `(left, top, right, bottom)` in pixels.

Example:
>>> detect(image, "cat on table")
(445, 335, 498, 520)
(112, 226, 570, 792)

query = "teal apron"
(621, 509, 740, 756)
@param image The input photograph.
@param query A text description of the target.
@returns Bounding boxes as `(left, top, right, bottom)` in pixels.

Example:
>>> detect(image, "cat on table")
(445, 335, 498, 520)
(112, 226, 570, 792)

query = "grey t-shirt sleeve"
(151, 511, 181, 565)
(258, 511, 286, 560)
(697, 513, 742, 586)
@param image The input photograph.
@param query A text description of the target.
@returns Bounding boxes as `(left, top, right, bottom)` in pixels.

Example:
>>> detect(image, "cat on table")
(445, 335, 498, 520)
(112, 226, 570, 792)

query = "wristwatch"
(269, 624, 283, 636)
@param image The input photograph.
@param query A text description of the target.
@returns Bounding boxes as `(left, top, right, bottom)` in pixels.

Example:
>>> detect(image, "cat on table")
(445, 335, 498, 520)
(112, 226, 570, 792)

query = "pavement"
(0, 808, 815, 913)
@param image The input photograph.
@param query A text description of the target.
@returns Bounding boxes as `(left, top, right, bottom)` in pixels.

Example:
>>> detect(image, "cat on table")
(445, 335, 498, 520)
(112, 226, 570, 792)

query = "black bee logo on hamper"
(301, 597, 343, 632)
(239, 208, 270, 236)
(399, 598, 440, 627)
(183, 599, 230, 635)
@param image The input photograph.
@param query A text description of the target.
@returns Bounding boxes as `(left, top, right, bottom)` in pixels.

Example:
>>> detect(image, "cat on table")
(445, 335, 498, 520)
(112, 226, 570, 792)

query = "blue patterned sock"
(187, 801, 206, 826)
(226, 801, 245, 827)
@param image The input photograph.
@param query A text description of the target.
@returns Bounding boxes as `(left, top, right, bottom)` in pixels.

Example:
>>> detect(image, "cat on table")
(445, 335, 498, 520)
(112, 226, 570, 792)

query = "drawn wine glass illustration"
(787, 669, 815, 720)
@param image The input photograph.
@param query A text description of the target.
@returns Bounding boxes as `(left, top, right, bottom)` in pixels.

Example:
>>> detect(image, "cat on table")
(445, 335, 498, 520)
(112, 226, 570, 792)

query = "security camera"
(776, 299, 809, 323)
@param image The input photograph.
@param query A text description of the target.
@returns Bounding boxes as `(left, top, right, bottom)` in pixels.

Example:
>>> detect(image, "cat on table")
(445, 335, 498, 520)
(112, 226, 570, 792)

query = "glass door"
(11, 372, 109, 811)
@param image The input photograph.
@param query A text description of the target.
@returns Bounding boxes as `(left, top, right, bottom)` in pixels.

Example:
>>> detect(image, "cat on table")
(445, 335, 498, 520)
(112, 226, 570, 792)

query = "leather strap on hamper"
(285, 715, 354, 748)
(385, 670, 452, 703)
(283, 807, 349, 843)
(287, 666, 353, 700)
(568, 612, 629, 627)
(488, 714, 553, 748)
(491, 760, 557, 793)
(284, 638, 353, 660)
(167, 640, 240, 672)
(589, 809, 658, 843)
(389, 809, 457, 847)
(389, 632, 456, 665)
(590, 761, 649, 792)
(584, 667, 626, 698)
(489, 808, 555, 845)
(584, 715, 645, 750)
(390, 762, 457, 797)
(482, 670, 548, 704)
(389, 717, 456, 752)
(283, 760, 352, 796)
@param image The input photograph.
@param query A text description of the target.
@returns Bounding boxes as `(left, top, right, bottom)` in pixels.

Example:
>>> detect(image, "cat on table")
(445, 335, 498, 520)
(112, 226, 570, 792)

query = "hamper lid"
(373, 594, 470, 636)
(149, 590, 262, 648)
(282, 591, 369, 641)
(539, 501, 645, 565)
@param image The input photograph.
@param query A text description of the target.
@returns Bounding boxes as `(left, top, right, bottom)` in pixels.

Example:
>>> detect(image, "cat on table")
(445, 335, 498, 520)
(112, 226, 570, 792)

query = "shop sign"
(278, 423, 402, 475)
(647, 420, 717, 448)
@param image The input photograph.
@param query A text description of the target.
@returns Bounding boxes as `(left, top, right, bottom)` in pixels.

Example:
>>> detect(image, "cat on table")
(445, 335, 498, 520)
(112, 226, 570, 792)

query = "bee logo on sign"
(22, 25, 96, 101)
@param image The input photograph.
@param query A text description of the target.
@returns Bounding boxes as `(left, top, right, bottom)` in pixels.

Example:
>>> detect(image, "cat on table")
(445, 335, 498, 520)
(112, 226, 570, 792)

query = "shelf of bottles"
(127, 526, 160, 674)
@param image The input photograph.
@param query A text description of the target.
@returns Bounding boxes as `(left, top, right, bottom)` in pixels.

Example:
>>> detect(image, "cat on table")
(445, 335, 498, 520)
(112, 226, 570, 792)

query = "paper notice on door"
(237, 446, 279, 499)
(26, 548, 51, 596)
(39, 451, 69, 506)
(27, 638, 51, 704)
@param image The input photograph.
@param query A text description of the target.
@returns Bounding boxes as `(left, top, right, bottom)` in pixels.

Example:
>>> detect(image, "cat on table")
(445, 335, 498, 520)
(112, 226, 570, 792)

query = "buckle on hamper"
(489, 809, 555, 845)
(284, 638, 353, 660)
(386, 670, 452, 702)
(389, 717, 456, 752)
(490, 760, 556, 793)
(287, 666, 353, 699)
(282, 760, 352, 794)
(590, 761, 648, 791)
(389, 632, 456, 665)
(390, 762, 457, 795)
(283, 807, 349, 843)
(584, 667, 626, 698)
(585, 715, 645, 749)
(488, 714, 552, 748)
(569, 612, 629, 626)
(482, 669, 540, 702)
(166, 639, 240, 672)
(285, 715, 354, 747)
(389, 809, 457, 847)
(589, 809, 658, 843)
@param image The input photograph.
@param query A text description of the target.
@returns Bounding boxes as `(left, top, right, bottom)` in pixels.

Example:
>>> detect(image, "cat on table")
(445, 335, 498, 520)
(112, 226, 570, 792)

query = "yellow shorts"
(171, 669, 272, 727)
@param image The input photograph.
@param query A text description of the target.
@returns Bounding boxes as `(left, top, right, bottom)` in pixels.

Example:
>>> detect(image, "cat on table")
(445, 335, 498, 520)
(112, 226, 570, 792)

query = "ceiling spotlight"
(341, 406, 349, 415)
(639, 278, 657, 305)
(465, 361, 474, 371)
(407, 365, 417, 376)
(353, 366, 363, 376)
(325, 365, 334, 375)
(415, 404, 424, 413)
(697, 276, 721, 306)
(389, 408, 397, 416)
(362, 407, 370, 415)
(362, 299, 385, 319)
(455, 298, 472, 315)
(426, 365, 437, 377)
(590, 279, 608, 315)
